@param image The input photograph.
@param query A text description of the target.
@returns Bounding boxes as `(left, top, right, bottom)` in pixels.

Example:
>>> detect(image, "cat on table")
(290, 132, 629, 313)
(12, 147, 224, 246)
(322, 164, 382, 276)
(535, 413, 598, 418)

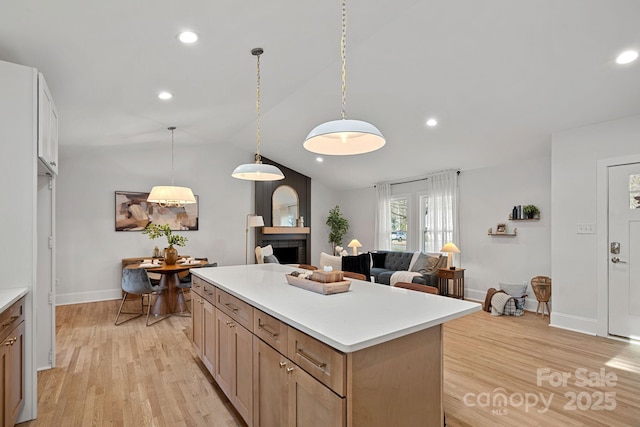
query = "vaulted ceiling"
(1, 0, 639, 189)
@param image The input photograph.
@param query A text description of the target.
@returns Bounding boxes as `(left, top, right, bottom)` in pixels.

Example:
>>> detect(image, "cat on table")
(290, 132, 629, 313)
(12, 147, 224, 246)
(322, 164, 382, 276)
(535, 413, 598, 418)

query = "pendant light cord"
(255, 51, 262, 163)
(169, 126, 176, 186)
(340, 0, 347, 120)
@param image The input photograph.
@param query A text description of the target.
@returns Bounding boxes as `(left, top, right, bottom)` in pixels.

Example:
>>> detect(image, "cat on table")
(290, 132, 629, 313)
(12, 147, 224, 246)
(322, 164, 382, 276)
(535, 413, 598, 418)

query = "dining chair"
(343, 271, 367, 281)
(393, 281, 439, 294)
(115, 268, 168, 326)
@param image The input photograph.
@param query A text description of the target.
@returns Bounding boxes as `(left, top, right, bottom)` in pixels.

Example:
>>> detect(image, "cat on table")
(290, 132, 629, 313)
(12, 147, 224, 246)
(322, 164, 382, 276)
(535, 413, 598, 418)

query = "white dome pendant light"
(303, 0, 385, 156)
(232, 48, 285, 181)
(147, 126, 197, 207)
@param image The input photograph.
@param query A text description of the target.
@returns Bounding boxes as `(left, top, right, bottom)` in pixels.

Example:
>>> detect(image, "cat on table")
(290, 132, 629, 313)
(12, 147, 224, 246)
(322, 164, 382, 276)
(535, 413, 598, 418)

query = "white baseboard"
(549, 312, 597, 335)
(56, 289, 121, 306)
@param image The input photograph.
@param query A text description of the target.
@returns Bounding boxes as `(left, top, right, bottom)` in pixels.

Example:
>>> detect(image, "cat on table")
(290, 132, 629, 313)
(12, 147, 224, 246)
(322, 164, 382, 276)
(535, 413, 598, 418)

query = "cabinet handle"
(50, 161, 57, 166)
(279, 361, 287, 368)
(286, 367, 295, 374)
(257, 321, 279, 338)
(3, 337, 16, 346)
(204, 289, 213, 295)
(224, 302, 239, 312)
(1, 315, 19, 328)
(225, 321, 236, 328)
(296, 348, 327, 369)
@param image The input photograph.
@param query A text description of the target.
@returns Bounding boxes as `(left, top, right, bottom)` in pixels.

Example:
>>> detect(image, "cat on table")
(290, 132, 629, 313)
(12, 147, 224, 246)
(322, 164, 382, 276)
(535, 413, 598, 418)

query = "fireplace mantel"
(262, 226, 310, 235)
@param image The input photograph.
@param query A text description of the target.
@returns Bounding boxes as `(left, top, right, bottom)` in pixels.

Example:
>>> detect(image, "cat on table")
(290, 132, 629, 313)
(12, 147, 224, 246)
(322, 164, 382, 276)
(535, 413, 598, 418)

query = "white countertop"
(0, 287, 28, 313)
(192, 264, 480, 352)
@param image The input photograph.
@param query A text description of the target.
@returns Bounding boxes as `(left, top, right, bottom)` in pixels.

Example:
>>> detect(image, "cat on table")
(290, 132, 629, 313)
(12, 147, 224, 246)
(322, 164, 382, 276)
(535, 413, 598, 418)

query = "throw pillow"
(499, 282, 528, 309)
(261, 245, 274, 257)
(342, 253, 371, 278)
(410, 252, 440, 274)
(371, 252, 387, 268)
(320, 252, 342, 272)
(263, 254, 279, 264)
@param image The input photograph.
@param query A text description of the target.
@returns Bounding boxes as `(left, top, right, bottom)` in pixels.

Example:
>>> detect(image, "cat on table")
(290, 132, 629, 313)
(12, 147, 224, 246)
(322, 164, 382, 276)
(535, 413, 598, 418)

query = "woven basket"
(531, 276, 551, 302)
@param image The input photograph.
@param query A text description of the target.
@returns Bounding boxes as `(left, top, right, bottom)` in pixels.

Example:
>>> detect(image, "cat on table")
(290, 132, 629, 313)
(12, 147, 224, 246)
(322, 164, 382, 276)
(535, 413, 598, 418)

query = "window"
(390, 197, 407, 251)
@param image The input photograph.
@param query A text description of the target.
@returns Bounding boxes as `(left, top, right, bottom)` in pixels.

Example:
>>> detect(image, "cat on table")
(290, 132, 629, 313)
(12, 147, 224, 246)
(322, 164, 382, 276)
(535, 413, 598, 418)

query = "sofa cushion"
(342, 253, 371, 278)
(384, 251, 414, 271)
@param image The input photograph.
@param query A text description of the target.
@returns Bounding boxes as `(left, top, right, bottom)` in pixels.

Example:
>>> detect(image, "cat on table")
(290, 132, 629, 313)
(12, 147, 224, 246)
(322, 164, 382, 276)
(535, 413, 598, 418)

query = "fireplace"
(263, 239, 306, 265)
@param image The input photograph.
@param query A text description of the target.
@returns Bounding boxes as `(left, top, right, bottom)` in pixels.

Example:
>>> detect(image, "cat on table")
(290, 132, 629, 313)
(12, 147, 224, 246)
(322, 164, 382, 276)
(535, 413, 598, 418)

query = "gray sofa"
(370, 250, 447, 287)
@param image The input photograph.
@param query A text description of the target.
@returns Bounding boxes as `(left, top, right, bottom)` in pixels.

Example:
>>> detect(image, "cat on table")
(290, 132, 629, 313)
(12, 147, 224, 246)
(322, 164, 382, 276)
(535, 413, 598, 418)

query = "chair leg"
(146, 292, 170, 326)
(115, 292, 143, 325)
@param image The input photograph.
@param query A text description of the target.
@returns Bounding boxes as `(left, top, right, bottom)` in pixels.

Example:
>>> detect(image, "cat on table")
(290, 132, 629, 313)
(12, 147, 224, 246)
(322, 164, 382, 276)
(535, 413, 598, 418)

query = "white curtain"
(425, 171, 459, 257)
(374, 183, 391, 249)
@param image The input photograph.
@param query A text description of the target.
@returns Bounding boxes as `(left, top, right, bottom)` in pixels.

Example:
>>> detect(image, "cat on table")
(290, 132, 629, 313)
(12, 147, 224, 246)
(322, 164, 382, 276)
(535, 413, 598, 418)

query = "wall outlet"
(577, 223, 596, 234)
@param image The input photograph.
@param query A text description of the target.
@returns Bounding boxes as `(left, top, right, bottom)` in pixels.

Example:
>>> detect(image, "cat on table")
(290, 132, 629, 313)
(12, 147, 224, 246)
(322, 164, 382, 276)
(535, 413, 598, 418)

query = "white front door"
(608, 163, 640, 339)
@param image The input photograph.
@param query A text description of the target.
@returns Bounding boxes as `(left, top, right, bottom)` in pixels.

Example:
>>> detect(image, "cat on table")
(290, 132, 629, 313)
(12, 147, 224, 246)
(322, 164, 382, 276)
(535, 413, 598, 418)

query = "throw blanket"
(483, 288, 507, 312)
(390, 271, 422, 287)
(491, 292, 524, 316)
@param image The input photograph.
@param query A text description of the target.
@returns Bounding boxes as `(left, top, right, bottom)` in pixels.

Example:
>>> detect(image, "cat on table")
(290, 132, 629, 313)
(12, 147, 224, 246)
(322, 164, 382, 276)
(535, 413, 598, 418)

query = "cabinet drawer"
(253, 309, 288, 354)
(191, 275, 204, 296)
(0, 296, 25, 342)
(201, 282, 215, 305)
(216, 288, 252, 329)
(288, 327, 346, 397)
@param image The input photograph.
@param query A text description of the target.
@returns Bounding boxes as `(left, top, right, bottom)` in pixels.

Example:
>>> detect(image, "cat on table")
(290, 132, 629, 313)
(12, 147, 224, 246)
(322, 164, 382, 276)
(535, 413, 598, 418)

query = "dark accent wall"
(255, 157, 311, 264)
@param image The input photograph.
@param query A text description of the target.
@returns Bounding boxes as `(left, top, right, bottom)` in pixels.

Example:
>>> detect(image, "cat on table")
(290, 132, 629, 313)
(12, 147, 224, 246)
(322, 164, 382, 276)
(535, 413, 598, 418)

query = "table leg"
(153, 273, 185, 315)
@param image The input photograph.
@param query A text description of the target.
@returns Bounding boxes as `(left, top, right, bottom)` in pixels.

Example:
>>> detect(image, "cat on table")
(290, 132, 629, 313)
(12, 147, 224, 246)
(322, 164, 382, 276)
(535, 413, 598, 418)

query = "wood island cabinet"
(191, 276, 215, 374)
(0, 297, 25, 427)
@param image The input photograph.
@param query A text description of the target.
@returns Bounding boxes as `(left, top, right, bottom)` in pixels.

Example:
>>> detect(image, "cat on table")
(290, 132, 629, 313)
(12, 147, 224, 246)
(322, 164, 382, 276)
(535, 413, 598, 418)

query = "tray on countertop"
(285, 274, 351, 295)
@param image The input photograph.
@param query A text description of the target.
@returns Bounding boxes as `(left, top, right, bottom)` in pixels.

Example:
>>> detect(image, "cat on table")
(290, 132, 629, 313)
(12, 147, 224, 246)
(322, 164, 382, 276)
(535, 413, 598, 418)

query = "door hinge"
(48, 235, 54, 249)
(48, 176, 53, 190)
(49, 349, 53, 364)
(48, 292, 54, 305)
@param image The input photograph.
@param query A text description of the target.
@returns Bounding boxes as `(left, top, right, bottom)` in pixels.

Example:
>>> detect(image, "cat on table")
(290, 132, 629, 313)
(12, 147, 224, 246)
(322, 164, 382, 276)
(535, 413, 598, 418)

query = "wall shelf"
(488, 232, 517, 237)
(510, 217, 540, 221)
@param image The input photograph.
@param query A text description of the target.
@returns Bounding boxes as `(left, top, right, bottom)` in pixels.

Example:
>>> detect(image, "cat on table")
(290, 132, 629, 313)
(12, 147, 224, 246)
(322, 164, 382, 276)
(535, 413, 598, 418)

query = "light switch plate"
(577, 223, 596, 234)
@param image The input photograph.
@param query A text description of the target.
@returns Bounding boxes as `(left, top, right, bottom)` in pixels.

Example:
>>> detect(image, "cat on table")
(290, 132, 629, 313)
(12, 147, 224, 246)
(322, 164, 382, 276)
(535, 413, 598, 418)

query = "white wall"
(551, 114, 640, 335)
(56, 142, 258, 304)
(310, 180, 342, 264)
(459, 156, 551, 309)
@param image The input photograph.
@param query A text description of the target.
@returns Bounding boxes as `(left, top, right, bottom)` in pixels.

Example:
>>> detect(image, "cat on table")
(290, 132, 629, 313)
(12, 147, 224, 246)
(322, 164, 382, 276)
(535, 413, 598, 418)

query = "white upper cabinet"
(38, 73, 58, 175)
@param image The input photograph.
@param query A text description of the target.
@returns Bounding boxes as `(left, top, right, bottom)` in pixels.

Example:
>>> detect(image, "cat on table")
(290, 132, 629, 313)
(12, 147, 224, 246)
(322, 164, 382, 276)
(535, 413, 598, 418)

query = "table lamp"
(348, 239, 362, 255)
(246, 214, 264, 264)
(440, 242, 460, 270)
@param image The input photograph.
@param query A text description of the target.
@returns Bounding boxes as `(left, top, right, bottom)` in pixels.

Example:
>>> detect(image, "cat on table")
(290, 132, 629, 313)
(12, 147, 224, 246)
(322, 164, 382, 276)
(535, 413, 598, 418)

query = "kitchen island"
(191, 263, 480, 427)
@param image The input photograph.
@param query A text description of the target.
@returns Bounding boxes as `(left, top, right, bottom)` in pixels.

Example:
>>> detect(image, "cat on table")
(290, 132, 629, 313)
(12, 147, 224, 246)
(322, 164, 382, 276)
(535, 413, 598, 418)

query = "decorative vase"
(165, 245, 178, 265)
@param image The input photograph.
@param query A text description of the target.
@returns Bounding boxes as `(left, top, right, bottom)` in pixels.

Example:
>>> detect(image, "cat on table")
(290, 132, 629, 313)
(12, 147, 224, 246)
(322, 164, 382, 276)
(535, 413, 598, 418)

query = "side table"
(438, 268, 465, 299)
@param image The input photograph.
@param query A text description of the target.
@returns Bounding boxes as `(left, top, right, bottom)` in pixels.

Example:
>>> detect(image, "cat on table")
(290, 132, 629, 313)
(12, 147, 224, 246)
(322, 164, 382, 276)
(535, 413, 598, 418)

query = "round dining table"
(125, 259, 209, 316)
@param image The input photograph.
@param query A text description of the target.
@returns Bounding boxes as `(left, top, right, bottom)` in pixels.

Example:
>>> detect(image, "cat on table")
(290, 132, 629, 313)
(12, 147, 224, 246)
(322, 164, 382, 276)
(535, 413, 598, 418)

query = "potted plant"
(142, 223, 188, 265)
(326, 205, 349, 255)
(523, 204, 540, 219)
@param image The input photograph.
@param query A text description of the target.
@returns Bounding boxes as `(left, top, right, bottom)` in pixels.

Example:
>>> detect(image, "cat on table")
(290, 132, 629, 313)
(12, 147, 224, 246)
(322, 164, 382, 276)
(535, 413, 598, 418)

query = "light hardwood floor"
(18, 300, 640, 427)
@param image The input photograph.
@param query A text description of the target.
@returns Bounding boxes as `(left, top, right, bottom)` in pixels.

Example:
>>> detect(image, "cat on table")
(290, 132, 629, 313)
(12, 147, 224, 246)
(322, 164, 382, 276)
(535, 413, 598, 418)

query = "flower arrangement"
(142, 223, 188, 247)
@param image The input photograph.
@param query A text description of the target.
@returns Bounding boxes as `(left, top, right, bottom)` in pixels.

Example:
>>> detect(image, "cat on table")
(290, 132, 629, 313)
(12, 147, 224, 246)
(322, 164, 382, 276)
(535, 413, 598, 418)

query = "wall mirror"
(272, 185, 299, 226)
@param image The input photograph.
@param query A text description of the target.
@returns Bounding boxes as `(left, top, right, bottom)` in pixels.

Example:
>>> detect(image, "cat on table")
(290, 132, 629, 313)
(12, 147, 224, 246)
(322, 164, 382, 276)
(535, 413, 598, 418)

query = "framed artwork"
(496, 223, 506, 234)
(115, 191, 199, 231)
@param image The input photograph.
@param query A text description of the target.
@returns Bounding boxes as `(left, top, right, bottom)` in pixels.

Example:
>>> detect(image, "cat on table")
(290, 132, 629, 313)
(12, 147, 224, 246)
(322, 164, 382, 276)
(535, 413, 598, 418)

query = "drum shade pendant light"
(147, 126, 196, 207)
(232, 48, 285, 181)
(303, 0, 385, 156)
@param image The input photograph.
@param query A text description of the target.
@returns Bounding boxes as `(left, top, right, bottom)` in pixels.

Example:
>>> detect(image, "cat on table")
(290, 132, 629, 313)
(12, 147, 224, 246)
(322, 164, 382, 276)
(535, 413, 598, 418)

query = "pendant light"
(232, 48, 285, 181)
(303, 0, 385, 156)
(147, 126, 196, 207)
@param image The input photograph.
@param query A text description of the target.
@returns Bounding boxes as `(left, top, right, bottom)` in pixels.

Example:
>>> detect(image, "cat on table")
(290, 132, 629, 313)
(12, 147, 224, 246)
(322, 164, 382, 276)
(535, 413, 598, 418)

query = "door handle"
(611, 257, 627, 264)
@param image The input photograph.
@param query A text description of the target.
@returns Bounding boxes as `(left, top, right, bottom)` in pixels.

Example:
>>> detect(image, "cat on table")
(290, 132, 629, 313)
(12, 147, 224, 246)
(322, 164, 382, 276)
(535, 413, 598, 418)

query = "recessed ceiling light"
(316, 157, 323, 163)
(178, 31, 198, 44)
(426, 118, 438, 127)
(616, 50, 638, 65)
(158, 91, 172, 100)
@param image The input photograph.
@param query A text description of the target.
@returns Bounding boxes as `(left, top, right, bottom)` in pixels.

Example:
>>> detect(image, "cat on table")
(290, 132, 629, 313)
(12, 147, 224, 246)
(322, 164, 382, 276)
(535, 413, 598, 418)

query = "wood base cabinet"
(215, 309, 253, 426)
(253, 337, 345, 427)
(191, 278, 215, 374)
(1, 297, 25, 427)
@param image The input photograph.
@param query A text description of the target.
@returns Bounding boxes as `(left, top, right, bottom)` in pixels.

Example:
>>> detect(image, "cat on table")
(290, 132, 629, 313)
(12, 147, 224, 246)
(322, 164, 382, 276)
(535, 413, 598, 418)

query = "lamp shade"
(440, 242, 460, 253)
(147, 185, 196, 206)
(232, 162, 285, 181)
(348, 238, 362, 255)
(304, 119, 385, 155)
(248, 215, 264, 227)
